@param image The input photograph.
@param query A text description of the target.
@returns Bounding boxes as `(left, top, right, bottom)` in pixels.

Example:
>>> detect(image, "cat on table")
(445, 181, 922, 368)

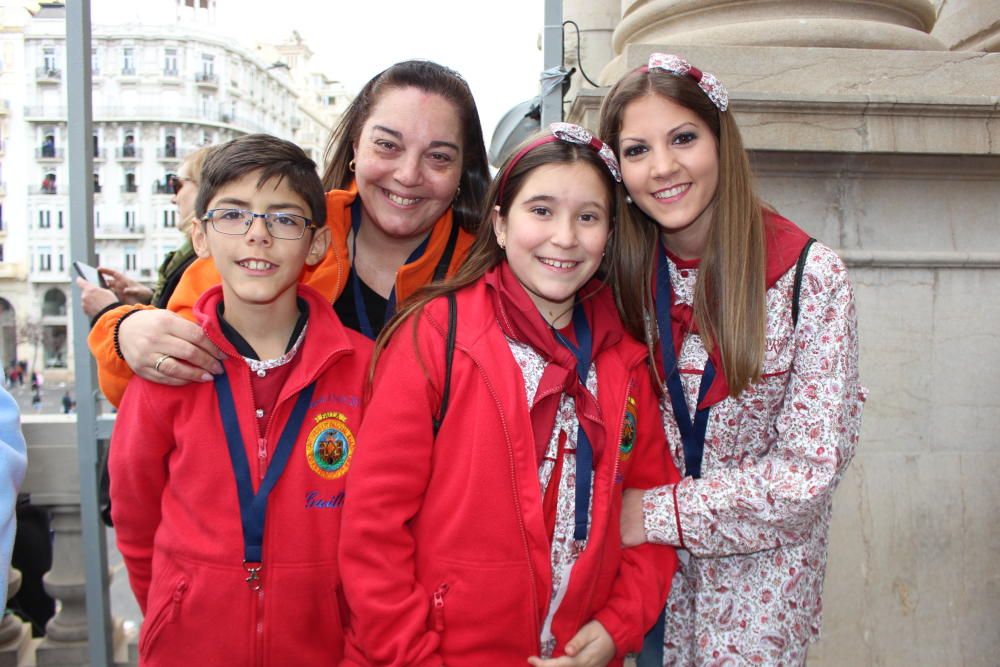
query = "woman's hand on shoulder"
(119, 309, 224, 385)
(527, 621, 615, 667)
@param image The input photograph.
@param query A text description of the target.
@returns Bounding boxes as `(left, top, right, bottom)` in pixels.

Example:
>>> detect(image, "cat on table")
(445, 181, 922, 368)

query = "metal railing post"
(65, 1, 114, 664)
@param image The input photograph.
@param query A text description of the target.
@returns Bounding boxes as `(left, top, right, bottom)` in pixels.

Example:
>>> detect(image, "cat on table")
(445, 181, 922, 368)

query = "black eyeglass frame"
(202, 208, 317, 240)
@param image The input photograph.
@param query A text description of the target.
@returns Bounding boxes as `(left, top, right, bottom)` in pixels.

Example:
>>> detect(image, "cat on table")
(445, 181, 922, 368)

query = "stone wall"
(566, 1, 1000, 663)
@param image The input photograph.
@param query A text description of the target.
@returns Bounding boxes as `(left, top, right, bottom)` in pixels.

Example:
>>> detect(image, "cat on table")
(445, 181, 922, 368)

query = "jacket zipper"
(571, 377, 631, 637)
(475, 362, 542, 652)
(140, 580, 188, 657)
(431, 583, 450, 632)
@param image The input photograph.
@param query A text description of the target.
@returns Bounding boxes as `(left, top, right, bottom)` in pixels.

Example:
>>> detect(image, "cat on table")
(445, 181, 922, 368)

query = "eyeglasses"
(202, 208, 316, 240)
(168, 174, 195, 195)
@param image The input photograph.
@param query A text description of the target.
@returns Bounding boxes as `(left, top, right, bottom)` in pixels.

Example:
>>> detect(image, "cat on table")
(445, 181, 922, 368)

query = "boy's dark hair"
(195, 134, 327, 227)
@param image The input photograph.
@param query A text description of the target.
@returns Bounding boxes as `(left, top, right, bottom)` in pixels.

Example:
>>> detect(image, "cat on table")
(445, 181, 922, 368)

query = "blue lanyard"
(551, 303, 594, 541)
(214, 371, 316, 588)
(655, 248, 715, 479)
(349, 200, 432, 339)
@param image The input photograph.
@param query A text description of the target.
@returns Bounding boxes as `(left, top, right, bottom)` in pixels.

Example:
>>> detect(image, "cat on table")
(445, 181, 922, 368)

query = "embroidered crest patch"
(305, 411, 354, 480)
(620, 396, 637, 462)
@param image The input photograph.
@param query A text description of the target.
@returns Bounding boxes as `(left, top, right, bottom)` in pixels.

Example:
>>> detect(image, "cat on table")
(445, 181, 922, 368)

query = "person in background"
(0, 386, 28, 600)
(600, 53, 867, 665)
(86, 60, 491, 407)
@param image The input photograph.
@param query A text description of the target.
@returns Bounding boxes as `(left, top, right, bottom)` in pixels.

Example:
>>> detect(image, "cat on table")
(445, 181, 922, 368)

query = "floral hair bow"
(498, 122, 622, 201)
(644, 53, 729, 112)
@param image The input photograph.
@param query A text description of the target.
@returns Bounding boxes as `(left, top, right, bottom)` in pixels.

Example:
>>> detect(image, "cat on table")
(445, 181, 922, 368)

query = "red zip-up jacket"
(111, 284, 372, 667)
(340, 277, 680, 667)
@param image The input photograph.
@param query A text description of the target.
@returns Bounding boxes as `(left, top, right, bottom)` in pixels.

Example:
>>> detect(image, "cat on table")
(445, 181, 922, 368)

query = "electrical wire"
(562, 20, 600, 87)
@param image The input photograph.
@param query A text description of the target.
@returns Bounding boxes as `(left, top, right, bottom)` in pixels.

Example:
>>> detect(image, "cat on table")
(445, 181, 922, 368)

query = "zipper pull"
(432, 583, 449, 632)
(257, 438, 267, 460)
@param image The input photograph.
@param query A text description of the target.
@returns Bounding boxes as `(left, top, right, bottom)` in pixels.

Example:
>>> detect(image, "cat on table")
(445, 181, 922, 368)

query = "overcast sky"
(88, 0, 547, 147)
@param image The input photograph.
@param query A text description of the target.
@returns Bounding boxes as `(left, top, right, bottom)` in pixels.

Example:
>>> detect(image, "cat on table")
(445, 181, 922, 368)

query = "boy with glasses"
(110, 134, 370, 666)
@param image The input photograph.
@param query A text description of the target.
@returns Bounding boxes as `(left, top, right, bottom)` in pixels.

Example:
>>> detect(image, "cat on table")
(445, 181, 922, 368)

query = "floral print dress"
(643, 242, 867, 666)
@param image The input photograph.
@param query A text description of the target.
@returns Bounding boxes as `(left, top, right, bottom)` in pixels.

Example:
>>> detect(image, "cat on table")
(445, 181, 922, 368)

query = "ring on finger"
(154, 353, 172, 373)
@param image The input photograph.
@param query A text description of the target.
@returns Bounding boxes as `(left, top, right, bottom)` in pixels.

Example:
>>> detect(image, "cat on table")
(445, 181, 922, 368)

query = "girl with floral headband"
(599, 54, 867, 665)
(340, 124, 680, 667)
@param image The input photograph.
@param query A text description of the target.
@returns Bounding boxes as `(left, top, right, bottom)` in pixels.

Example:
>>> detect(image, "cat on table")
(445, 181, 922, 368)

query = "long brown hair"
(321, 60, 490, 235)
(368, 132, 619, 385)
(599, 67, 767, 396)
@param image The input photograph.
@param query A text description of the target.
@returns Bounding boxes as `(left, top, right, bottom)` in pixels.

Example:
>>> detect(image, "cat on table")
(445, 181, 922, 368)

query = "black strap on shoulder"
(792, 238, 817, 327)
(432, 292, 457, 436)
(432, 222, 461, 283)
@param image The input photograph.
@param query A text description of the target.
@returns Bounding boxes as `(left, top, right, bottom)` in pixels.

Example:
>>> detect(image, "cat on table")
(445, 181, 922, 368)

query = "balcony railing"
(13, 416, 138, 665)
(120, 67, 137, 77)
(30, 185, 58, 195)
(96, 223, 145, 234)
(115, 147, 142, 160)
(120, 184, 139, 194)
(36, 146, 65, 160)
(156, 147, 179, 160)
(35, 66, 62, 82)
(195, 71, 218, 86)
(153, 182, 173, 194)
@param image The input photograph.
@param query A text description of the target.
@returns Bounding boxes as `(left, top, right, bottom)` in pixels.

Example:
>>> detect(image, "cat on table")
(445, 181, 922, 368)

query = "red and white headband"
(642, 53, 729, 112)
(498, 122, 622, 202)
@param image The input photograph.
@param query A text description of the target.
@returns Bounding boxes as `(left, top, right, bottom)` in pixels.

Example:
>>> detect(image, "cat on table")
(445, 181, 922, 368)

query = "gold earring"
(454, 185, 461, 202)
(498, 235, 505, 250)
(348, 159, 356, 173)
(625, 194, 633, 204)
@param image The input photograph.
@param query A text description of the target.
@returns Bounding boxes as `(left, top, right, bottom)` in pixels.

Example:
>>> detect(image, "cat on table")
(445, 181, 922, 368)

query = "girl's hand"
(620, 488, 648, 547)
(119, 309, 224, 385)
(99, 267, 154, 305)
(527, 621, 615, 667)
(76, 277, 119, 319)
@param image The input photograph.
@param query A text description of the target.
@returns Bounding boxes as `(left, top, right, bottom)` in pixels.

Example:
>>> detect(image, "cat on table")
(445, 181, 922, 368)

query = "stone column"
(601, 0, 946, 82)
(0, 567, 33, 667)
(931, 0, 1000, 51)
(563, 0, 619, 111)
(34, 505, 89, 666)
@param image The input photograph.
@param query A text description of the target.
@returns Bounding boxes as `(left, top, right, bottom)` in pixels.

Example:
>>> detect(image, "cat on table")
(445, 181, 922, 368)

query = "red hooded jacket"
(339, 274, 680, 667)
(110, 284, 372, 666)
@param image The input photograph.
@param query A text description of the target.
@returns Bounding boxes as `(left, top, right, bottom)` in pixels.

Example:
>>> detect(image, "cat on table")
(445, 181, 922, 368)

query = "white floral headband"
(642, 53, 729, 112)
(498, 122, 622, 201)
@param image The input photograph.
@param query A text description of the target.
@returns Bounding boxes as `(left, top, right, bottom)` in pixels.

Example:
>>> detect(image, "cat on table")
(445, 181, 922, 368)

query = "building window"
(0, 204, 4, 231)
(41, 133, 55, 158)
(41, 173, 56, 194)
(38, 211, 51, 229)
(91, 47, 99, 75)
(124, 171, 137, 193)
(164, 134, 177, 158)
(125, 210, 136, 229)
(0, 244, 4, 263)
(92, 132, 100, 157)
(57, 211, 63, 229)
(94, 173, 101, 193)
(39, 247, 52, 271)
(122, 47, 135, 75)
(43, 47, 56, 72)
(164, 48, 178, 76)
(124, 249, 137, 271)
(201, 54, 214, 76)
(163, 209, 177, 228)
(122, 133, 136, 158)
(58, 252, 64, 272)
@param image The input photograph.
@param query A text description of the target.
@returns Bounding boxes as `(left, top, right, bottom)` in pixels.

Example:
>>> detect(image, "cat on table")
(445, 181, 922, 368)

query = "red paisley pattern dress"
(643, 242, 867, 666)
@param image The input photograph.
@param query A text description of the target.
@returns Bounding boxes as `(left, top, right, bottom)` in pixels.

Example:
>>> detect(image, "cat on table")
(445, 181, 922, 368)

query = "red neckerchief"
(661, 210, 810, 408)
(484, 263, 620, 537)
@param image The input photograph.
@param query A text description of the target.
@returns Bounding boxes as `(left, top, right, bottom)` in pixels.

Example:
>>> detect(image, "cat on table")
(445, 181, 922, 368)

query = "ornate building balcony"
(35, 66, 62, 83)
